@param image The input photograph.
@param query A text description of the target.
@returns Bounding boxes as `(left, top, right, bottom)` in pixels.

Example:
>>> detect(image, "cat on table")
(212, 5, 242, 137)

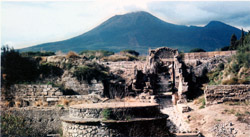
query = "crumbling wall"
(10, 84, 104, 107)
(102, 61, 145, 81)
(205, 85, 250, 105)
(61, 73, 104, 95)
(184, 50, 236, 60)
(151, 47, 178, 59)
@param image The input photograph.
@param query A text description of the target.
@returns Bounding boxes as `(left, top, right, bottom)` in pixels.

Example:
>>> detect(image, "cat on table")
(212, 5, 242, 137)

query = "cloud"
(1, 1, 250, 49)
(147, 1, 250, 29)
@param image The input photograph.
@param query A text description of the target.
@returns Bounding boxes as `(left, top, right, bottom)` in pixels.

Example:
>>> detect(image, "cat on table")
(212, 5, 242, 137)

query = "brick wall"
(205, 85, 250, 105)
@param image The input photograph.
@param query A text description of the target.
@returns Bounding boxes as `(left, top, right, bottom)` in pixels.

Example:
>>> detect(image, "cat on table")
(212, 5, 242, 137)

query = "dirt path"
(184, 102, 250, 137)
(159, 96, 250, 137)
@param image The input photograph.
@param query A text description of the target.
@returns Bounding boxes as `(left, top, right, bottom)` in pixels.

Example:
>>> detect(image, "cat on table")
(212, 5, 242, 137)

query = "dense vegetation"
(208, 31, 250, 85)
(1, 46, 40, 87)
(1, 46, 63, 87)
(1, 112, 33, 136)
(21, 51, 55, 57)
(73, 62, 109, 83)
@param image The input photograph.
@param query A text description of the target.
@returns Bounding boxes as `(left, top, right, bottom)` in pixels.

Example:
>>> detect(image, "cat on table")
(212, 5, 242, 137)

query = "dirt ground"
(183, 101, 250, 137)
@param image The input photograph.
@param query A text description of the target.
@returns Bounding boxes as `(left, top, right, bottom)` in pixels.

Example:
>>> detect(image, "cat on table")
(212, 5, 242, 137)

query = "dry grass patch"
(193, 95, 206, 109)
(101, 54, 129, 62)
(4, 101, 10, 107)
(66, 51, 79, 59)
(34, 100, 43, 107)
(124, 97, 137, 102)
(15, 100, 22, 108)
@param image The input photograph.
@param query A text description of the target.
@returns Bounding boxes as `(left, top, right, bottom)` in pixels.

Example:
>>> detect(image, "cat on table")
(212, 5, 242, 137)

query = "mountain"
(21, 11, 242, 54)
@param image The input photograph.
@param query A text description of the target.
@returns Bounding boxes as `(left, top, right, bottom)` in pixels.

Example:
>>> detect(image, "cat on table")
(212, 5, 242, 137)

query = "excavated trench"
(158, 95, 191, 133)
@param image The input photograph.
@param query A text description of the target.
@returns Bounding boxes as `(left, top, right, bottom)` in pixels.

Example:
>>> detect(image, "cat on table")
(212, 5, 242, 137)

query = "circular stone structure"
(61, 102, 170, 137)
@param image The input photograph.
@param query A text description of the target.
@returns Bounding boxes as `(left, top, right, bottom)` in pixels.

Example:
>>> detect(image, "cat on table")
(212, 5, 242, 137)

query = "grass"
(57, 104, 64, 108)
(224, 100, 250, 106)
(102, 108, 112, 120)
(194, 95, 206, 109)
(215, 119, 221, 122)
(223, 108, 250, 124)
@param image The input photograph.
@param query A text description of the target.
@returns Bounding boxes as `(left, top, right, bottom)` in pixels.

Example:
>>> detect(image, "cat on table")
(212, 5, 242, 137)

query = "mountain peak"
(112, 11, 157, 20)
(205, 20, 227, 27)
(21, 12, 242, 54)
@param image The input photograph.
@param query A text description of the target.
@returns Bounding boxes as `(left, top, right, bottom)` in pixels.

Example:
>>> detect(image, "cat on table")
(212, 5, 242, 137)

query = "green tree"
(240, 29, 245, 46)
(230, 33, 237, 50)
(1, 45, 39, 87)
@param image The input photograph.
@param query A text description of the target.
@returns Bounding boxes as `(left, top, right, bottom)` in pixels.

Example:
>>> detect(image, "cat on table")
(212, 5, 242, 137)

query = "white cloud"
(1, 0, 250, 49)
(148, 1, 250, 28)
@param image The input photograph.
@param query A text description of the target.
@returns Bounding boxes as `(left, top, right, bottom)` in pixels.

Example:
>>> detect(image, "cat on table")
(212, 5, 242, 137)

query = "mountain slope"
(21, 11, 242, 53)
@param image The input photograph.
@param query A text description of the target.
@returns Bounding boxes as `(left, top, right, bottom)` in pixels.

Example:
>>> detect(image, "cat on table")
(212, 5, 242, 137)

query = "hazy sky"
(2, 0, 250, 49)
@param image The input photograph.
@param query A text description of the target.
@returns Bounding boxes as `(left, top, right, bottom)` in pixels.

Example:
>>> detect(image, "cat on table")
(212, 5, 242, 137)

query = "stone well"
(61, 102, 170, 136)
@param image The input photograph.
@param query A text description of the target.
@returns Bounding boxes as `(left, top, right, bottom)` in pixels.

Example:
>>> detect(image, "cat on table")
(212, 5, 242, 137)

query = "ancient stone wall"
(62, 122, 122, 137)
(184, 50, 236, 60)
(69, 105, 160, 119)
(61, 102, 169, 137)
(61, 71, 104, 95)
(205, 85, 250, 105)
(150, 47, 178, 59)
(9, 108, 68, 136)
(12, 84, 63, 97)
(11, 84, 103, 107)
(102, 61, 145, 81)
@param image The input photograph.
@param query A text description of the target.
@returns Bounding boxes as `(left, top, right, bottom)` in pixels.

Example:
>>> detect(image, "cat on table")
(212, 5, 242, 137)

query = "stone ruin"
(61, 102, 170, 136)
(4, 46, 247, 136)
(205, 85, 250, 105)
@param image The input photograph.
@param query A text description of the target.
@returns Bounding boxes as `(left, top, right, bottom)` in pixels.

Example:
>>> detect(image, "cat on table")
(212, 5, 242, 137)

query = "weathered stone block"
(46, 97, 59, 102)
(55, 91, 63, 96)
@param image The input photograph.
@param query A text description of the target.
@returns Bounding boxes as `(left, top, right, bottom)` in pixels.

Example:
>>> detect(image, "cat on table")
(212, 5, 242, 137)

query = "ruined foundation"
(61, 102, 169, 136)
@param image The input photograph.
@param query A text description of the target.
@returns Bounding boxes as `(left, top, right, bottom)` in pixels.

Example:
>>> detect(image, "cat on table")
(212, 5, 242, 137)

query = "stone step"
(175, 133, 199, 137)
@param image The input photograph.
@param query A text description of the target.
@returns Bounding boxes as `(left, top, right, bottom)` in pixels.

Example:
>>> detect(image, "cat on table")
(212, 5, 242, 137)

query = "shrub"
(198, 96, 206, 109)
(189, 48, 206, 52)
(79, 50, 114, 59)
(218, 63, 225, 71)
(231, 62, 240, 73)
(1, 112, 33, 136)
(21, 51, 55, 57)
(39, 63, 63, 78)
(62, 62, 73, 70)
(102, 55, 129, 62)
(1, 46, 40, 87)
(235, 50, 250, 68)
(102, 108, 112, 120)
(66, 51, 79, 58)
(220, 46, 230, 51)
(120, 49, 139, 56)
(73, 62, 109, 83)
(126, 54, 138, 61)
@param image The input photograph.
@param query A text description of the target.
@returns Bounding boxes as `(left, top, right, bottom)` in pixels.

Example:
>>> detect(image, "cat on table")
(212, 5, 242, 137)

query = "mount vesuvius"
(21, 11, 242, 53)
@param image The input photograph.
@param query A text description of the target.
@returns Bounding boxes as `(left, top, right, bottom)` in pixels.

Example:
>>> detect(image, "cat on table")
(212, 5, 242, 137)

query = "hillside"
(21, 11, 242, 54)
